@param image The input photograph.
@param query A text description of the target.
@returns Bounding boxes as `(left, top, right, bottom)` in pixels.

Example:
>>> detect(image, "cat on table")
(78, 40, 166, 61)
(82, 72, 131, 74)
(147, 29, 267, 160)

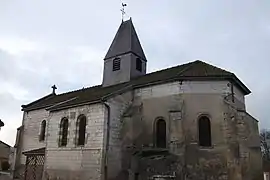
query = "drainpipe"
(101, 100, 110, 180)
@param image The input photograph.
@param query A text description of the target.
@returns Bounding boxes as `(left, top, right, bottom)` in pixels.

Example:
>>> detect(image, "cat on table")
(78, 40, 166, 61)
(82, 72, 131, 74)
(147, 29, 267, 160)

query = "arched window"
(76, 115, 86, 146)
(198, 116, 212, 147)
(59, 118, 68, 147)
(39, 120, 46, 141)
(155, 119, 166, 148)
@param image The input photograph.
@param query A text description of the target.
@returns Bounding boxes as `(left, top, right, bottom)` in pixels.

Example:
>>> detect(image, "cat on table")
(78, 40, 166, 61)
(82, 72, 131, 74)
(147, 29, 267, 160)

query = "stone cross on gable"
(51, 85, 57, 94)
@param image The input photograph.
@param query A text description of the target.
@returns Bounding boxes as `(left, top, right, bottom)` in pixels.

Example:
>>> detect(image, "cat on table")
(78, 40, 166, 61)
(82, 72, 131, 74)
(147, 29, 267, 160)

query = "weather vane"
(121, 2, 127, 21)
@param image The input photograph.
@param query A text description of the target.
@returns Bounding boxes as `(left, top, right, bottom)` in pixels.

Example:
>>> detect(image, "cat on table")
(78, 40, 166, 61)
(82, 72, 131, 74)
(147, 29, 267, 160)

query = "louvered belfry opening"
(156, 119, 166, 148)
(113, 58, 121, 71)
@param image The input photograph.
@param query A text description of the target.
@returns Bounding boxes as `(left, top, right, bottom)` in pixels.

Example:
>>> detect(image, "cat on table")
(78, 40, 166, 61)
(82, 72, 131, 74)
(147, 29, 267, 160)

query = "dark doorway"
(198, 116, 212, 147)
(156, 119, 166, 148)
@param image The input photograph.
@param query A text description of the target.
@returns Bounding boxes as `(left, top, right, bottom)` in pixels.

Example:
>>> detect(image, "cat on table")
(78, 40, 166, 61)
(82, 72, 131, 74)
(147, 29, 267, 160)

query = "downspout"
(101, 100, 110, 180)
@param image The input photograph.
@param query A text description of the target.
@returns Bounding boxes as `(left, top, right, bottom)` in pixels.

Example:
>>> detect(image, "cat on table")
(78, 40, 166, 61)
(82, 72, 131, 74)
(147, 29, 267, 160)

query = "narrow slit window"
(39, 120, 46, 141)
(136, 58, 142, 72)
(198, 116, 212, 147)
(113, 58, 121, 71)
(76, 115, 87, 146)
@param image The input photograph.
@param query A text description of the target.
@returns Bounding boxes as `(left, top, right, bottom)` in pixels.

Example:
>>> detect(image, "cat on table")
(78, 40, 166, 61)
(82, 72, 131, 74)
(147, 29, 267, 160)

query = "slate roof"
(22, 60, 251, 112)
(104, 18, 147, 61)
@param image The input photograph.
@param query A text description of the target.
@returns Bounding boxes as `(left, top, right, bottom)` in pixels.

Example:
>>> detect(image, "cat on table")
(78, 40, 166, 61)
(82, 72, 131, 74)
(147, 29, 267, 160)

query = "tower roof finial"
(121, 2, 127, 22)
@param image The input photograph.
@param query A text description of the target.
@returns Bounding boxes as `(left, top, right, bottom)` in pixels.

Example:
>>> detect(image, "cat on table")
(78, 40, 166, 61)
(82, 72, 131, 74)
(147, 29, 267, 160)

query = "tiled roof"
(22, 60, 251, 112)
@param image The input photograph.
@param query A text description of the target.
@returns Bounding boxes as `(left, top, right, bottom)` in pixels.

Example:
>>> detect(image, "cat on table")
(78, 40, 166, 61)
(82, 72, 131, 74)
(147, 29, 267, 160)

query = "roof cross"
(51, 85, 57, 94)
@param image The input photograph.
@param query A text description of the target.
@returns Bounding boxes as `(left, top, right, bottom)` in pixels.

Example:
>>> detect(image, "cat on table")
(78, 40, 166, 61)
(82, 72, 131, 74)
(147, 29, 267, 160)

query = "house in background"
(13, 18, 263, 180)
(0, 141, 11, 171)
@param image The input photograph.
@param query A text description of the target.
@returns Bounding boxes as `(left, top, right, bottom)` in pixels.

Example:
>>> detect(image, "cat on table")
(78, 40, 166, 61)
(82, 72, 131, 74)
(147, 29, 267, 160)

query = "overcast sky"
(0, 0, 269, 146)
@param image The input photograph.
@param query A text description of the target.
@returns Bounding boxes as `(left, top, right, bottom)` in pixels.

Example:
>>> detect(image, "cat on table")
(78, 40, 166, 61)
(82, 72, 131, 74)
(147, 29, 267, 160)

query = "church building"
(13, 18, 262, 180)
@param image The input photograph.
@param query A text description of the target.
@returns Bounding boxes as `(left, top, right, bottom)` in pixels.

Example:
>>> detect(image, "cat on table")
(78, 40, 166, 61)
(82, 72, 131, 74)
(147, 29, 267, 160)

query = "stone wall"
(119, 80, 260, 180)
(44, 104, 106, 180)
(237, 110, 262, 180)
(20, 109, 49, 164)
(106, 91, 133, 180)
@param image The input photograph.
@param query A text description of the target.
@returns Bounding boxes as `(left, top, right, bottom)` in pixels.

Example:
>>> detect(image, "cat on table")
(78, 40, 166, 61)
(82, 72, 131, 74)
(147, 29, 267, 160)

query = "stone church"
(13, 18, 263, 180)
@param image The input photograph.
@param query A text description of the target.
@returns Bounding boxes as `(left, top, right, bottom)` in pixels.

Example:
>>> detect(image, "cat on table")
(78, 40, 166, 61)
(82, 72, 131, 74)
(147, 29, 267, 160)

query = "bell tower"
(102, 19, 147, 87)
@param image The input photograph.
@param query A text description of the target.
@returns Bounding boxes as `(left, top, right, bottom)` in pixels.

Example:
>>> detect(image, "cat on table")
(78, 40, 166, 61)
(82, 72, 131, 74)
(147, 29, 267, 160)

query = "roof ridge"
(176, 60, 200, 76)
(196, 60, 232, 74)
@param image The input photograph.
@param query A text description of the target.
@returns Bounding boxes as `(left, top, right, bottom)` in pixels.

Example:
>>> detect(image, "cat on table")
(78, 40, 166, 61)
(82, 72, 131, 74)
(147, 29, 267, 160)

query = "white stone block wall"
(20, 109, 49, 164)
(44, 103, 106, 179)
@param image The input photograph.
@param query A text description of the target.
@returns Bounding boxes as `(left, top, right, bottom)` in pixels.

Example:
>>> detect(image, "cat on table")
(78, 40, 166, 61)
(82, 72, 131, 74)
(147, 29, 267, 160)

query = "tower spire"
(104, 19, 147, 61)
(102, 18, 147, 87)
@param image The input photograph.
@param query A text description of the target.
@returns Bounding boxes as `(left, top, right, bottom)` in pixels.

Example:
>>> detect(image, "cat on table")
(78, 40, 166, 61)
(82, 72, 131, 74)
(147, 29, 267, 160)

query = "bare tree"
(260, 129, 270, 161)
